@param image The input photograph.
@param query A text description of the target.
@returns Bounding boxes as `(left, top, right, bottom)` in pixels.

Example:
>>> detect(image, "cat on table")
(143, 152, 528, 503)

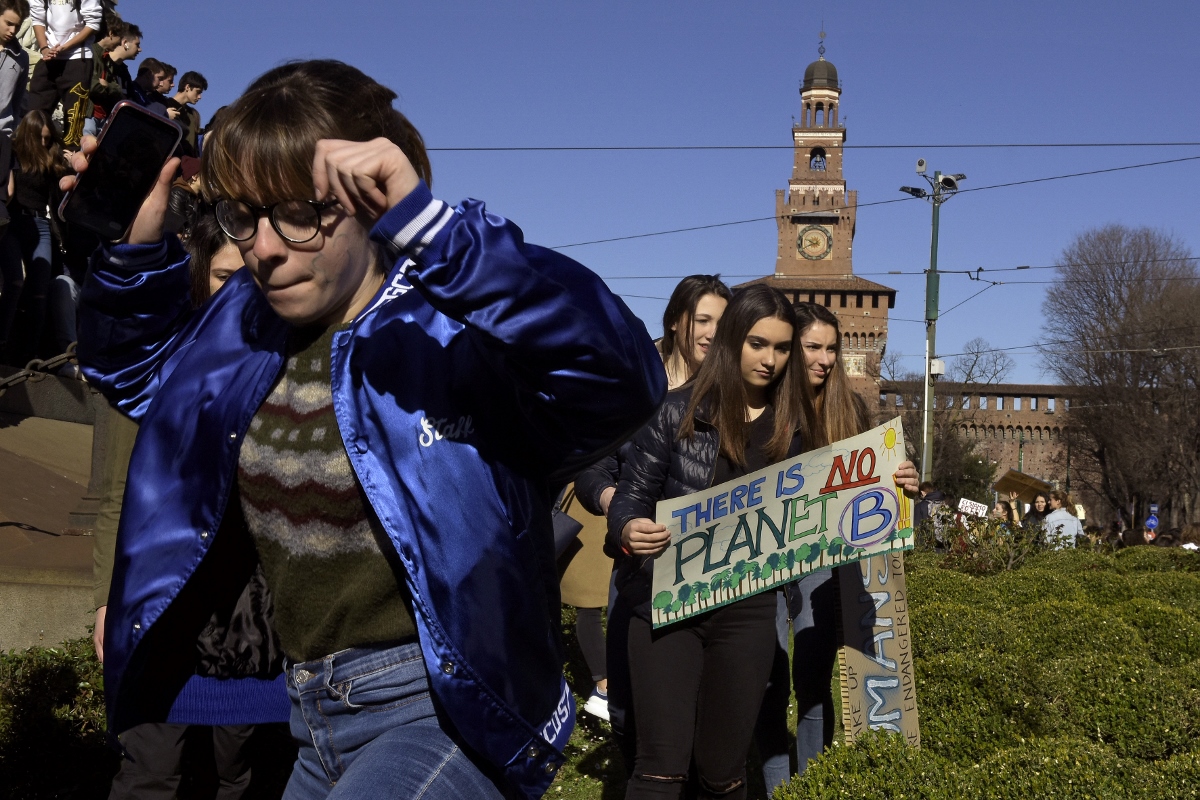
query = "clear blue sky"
(117, 0, 1199, 384)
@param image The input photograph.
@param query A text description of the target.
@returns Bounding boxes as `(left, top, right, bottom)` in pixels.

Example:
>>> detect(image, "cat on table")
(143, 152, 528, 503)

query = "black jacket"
(575, 447, 626, 518)
(607, 386, 805, 619)
(913, 489, 947, 527)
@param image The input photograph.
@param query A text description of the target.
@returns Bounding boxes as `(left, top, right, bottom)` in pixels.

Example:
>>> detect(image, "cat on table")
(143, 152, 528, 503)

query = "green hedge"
(0, 638, 113, 799)
(4, 547, 1198, 798)
(777, 547, 1200, 799)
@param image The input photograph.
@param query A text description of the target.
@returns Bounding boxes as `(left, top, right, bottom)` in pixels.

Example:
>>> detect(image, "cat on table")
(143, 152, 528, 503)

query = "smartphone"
(59, 100, 183, 240)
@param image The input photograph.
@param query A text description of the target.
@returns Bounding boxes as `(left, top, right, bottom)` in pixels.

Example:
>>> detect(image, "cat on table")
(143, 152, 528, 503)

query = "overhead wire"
(549, 154, 1200, 249)
(889, 323, 1200, 360)
(429, 141, 1200, 152)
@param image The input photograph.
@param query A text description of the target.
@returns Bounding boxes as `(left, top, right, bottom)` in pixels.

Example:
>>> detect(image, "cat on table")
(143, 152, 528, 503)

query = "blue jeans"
(283, 641, 506, 800)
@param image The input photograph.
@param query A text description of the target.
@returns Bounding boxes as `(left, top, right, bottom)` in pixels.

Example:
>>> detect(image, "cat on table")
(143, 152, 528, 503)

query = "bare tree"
(950, 337, 1015, 386)
(1039, 224, 1200, 528)
(877, 339, 1012, 504)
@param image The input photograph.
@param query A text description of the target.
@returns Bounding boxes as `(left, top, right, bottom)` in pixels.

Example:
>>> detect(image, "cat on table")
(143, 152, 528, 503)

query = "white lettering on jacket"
(419, 416, 475, 448)
(365, 259, 415, 315)
(540, 681, 573, 746)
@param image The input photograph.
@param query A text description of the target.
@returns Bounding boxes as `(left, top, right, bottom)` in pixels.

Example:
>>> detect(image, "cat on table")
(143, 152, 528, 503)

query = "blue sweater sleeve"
(371, 182, 667, 480)
(76, 237, 195, 421)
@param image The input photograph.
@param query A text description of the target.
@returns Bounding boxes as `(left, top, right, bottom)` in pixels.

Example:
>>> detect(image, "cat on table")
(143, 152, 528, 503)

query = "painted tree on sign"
(653, 591, 673, 621)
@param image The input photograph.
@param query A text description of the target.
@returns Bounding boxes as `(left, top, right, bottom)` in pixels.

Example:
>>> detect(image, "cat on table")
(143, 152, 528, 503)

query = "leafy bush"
(0, 638, 114, 799)
(776, 547, 1200, 799)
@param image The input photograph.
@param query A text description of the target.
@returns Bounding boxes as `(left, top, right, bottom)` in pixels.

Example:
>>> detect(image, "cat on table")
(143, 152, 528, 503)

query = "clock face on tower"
(798, 225, 833, 260)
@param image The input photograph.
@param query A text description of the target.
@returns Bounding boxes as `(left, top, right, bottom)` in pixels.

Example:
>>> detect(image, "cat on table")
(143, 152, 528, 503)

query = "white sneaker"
(583, 688, 610, 722)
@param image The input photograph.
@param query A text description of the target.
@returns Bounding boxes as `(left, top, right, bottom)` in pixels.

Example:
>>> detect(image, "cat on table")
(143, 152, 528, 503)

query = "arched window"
(810, 147, 827, 171)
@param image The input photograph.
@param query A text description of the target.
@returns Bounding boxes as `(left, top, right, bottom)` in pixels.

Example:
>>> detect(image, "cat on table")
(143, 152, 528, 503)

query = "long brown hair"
(1049, 489, 1074, 513)
(679, 285, 820, 466)
(201, 60, 432, 205)
(660, 274, 733, 377)
(13, 110, 66, 178)
(795, 302, 870, 441)
(185, 210, 232, 307)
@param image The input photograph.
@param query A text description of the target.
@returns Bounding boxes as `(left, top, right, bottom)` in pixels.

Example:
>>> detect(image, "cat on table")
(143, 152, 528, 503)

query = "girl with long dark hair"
(0, 109, 68, 364)
(1023, 491, 1051, 530)
(608, 285, 819, 799)
(573, 273, 731, 769)
(755, 302, 917, 792)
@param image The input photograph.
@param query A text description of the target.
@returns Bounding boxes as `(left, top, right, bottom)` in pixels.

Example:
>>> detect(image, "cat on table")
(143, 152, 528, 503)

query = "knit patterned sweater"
(238, 324, 416, 661)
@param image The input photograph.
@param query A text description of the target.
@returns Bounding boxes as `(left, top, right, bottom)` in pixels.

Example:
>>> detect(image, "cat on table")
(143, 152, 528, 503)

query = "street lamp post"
(901, 165, 966, 484)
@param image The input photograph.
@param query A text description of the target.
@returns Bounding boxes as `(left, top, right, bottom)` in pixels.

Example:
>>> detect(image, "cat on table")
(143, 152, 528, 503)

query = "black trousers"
(607, 588, 638, 775)
(27, 57, 93, 147)
(108, 723, 256, 800)
(626, 592, 778, 800)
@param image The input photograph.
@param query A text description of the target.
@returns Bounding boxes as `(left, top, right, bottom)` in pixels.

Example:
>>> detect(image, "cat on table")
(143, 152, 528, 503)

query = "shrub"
(1115, 546, 1200, 574)
(0, 639, 114, 800)
(774, 548, 1200, 800)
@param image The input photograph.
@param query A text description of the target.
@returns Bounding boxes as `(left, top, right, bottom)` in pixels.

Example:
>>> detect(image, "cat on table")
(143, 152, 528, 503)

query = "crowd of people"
(0, 0, 209, 371)
(22, 4, 1170, 800)
(2, 4, 923, 797)
(912, 481, 1198, 555)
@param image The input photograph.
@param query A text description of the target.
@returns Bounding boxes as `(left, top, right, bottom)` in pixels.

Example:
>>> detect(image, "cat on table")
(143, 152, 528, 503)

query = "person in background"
(0, 0, 29, 232)
(992, 500, 1015, 524)
(129, 56, 172, 118)
(88, 19, 139, 131)
(167, 70, 206, 156)
(1044, 490, 1083, 549)
(1022, 491, 1051, 531)
(163, 155, 201, 236)
(754, 301, 919, 793)
(913, 481, 946, 528)
(0, 0, 28, 141)
(0, 109, 67, 365)
(197, 104, 228, 154)
(28, 0, 102, 147)
(574, 273, 731, 773)
(95, 211, 292, 800)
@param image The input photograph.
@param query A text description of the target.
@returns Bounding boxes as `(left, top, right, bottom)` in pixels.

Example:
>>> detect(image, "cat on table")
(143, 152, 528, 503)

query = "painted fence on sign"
(650, 417, 914, 628)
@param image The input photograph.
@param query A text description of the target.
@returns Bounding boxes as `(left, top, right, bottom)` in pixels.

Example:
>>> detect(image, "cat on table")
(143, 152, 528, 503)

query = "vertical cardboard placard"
(838, 551, 920, 746)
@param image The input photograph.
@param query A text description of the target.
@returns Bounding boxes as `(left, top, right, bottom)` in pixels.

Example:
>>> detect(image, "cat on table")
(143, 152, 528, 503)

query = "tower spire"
(818, 24, 826, 59)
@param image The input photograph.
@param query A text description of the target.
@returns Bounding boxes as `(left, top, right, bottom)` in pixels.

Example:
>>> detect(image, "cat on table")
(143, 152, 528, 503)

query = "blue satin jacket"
(78, 182, 666, 799)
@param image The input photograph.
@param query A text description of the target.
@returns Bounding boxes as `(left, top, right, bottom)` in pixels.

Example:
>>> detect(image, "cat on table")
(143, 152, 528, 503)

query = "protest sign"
(839, 551, 920, 746)
(650, 417, 914, 628)
(958, 498, 989, 518)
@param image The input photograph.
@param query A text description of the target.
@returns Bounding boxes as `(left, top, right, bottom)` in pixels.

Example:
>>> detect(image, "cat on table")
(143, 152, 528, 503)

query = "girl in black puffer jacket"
(607, 285, 821, 800)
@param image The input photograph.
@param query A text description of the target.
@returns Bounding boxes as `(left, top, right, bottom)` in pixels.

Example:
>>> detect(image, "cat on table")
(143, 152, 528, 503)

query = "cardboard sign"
(650, 417, 914, 628)
(839, 551, 920, 746)
(958, 498, 989, 518)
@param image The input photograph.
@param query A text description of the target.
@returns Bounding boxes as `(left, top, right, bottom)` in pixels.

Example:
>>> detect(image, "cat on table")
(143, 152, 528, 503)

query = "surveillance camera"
(938, 175, 959, 193)
(916, 158, 927, 175)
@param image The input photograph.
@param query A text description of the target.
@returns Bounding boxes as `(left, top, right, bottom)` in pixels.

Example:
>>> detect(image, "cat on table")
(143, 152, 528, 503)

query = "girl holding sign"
(755, 302, 918, 792)
(576, 273, 732, 772)
(609, 285, 819, 800)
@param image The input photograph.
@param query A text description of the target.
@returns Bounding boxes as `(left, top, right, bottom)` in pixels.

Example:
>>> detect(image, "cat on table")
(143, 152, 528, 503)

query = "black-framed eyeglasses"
(214, 199, 340, 244)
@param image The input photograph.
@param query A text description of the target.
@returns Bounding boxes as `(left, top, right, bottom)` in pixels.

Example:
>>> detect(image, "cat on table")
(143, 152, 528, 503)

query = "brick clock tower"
(738, 41, 895, 388)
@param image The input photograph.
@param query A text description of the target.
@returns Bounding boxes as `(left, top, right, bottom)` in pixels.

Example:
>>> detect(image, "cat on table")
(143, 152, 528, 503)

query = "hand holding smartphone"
(59, 101, 183, 241)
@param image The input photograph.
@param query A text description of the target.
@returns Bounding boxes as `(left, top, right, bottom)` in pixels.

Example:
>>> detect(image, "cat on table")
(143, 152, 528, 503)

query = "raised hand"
(311, 138, 420, 222)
